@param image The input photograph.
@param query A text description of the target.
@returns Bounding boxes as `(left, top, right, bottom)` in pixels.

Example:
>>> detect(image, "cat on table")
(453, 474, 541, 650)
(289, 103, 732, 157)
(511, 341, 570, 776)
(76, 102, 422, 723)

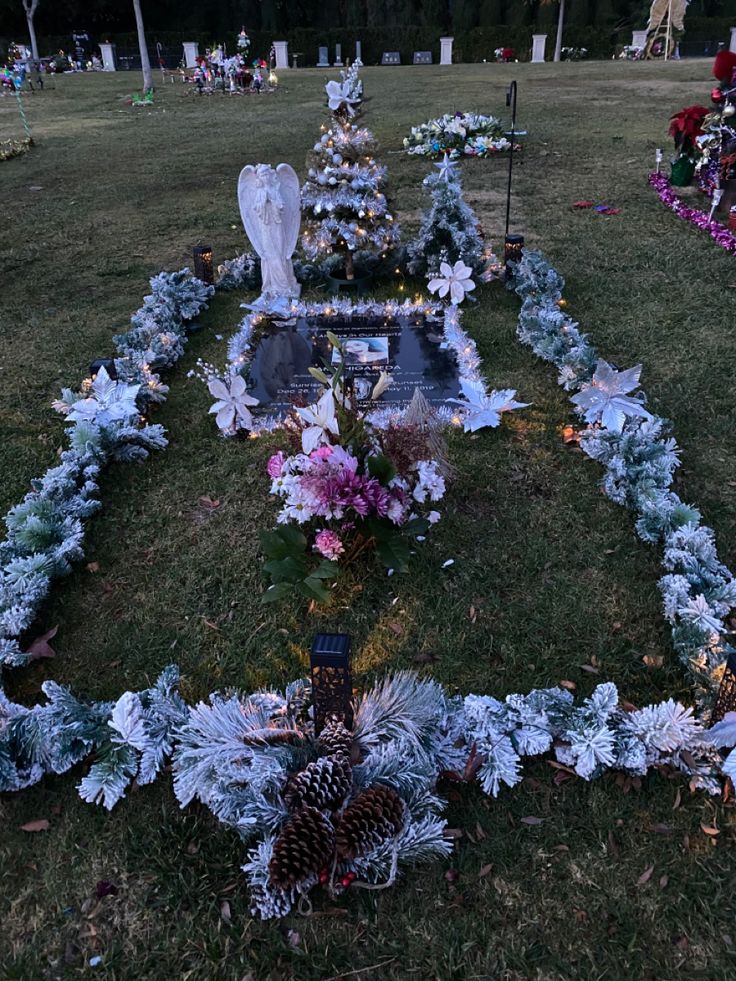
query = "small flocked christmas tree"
(407, 159, 487, 279)
(301, 85, 400, 281)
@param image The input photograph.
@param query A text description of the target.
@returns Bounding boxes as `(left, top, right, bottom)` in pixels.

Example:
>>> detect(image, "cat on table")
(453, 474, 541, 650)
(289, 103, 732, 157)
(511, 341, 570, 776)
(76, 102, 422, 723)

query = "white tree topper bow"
(427, 260, 476, 305)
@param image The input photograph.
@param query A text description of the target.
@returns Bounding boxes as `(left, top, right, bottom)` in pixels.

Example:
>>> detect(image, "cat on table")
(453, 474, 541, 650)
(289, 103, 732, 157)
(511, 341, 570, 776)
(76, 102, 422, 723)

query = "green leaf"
(261, 582, 294, 604)
(310, 559, 340, 580)
(367, 453, 396, 485)
(375, 534, 411, 572)
(263, 555, 308, 582)
(298, 577, 332, 602)
(259, 526, 307, 560)
(404, 516, 430, 536)
(326, 330, 342, 353)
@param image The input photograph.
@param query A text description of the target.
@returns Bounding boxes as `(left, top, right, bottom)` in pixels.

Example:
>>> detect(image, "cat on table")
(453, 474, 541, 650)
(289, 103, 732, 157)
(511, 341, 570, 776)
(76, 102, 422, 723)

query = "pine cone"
(269, 807, 335, 890)
(335, 784, 406, 860)
(284, 756, 353, 811)
(318, 718, 354, 760)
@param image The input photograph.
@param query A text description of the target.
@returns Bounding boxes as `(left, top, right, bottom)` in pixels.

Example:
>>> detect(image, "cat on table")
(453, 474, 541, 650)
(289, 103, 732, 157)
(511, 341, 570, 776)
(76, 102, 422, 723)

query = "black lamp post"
(310, 633, 353, 735)
(712, 650, 736, 723)
(192, 244, 214, 284)
(89, 358, 117, 380)
(504, 81, 524, 278)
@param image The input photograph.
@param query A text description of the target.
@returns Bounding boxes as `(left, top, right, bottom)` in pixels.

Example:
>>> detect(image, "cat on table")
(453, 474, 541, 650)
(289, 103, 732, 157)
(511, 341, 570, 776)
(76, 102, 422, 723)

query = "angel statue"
(238, 163, 301, 307)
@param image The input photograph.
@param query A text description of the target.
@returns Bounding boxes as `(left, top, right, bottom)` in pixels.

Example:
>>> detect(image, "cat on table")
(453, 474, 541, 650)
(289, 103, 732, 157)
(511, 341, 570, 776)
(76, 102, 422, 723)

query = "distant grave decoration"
(403, 111, 515, 160)
(381, 51, 401, 65)
(650, 51, 736, 249)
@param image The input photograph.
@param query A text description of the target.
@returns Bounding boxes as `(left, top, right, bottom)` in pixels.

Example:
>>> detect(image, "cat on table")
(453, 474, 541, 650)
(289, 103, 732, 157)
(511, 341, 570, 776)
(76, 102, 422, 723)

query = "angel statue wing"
(275, 163, 301, 257)
(238, 163, 301, 260)
(238, 164, 266, 258)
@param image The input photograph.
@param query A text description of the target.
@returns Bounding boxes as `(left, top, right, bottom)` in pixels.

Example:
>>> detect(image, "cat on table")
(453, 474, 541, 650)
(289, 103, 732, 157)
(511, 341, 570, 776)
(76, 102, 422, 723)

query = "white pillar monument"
(730, 26, 736, 53)
(100, 43, 116, 71)
(355, 41, 362, 62)
(273, 41, 289, 69)
(632, 29, 648, 49)
(440, 37, 454, 65)
(531, 34, 547, 63)
(182, 42, 199, 68)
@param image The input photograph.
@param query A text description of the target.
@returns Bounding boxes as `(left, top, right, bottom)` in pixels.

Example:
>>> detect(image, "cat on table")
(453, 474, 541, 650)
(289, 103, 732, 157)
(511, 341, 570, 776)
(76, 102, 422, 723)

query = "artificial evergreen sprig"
(511, 251, 736, 705)
(0, 267, 214, 669)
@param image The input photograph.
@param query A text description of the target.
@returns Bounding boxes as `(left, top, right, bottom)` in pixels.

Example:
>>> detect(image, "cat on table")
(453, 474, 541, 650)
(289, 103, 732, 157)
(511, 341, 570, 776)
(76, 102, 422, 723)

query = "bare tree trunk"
(22, 0, 40, 62)
(132, 0, 153, 93)
(553, 0, 566, 62)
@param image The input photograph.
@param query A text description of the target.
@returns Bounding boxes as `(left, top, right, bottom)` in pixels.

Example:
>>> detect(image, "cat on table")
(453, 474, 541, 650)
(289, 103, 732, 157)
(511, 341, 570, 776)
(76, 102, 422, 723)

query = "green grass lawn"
(1, 60, 735, 979)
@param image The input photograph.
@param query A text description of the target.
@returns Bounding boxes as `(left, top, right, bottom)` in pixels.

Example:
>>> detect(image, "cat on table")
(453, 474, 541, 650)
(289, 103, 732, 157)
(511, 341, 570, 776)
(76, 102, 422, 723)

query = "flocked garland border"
(2, 256, 735, 921)
(224, 296, 484, 433)
(649, 173, 736, 256)
(0, 267, 216, 668)
(510, 250, 736, 708)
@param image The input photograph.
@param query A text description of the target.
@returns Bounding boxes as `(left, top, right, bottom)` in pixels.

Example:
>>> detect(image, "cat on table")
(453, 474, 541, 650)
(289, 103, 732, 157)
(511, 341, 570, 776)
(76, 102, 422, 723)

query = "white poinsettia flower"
(570, 360, 652, 433)
(325, 79, 359, 114)
(427, 260, 476, 305)
(677, 594, 724, 635)
(449, 380, 529, 433)
(208, 373, 259, 433)
(66, 367, 141, 427)
(296, 388, 340, 453)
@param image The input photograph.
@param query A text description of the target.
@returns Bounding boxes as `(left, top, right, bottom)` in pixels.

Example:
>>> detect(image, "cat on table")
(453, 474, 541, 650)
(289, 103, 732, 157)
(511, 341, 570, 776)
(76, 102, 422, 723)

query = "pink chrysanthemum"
(314, 529, 345, 561)
(267, 452, 286, 478)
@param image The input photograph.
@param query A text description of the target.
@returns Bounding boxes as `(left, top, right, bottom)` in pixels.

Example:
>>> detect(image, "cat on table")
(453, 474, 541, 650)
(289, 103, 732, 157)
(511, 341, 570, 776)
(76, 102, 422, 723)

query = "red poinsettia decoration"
(713, 51, 736, 85)
(669, 105, 709, 152)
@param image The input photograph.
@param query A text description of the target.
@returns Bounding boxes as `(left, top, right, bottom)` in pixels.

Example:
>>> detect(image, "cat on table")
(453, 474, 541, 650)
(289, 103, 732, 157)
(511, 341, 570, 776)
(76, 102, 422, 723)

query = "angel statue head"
(252, 164, 285, 225)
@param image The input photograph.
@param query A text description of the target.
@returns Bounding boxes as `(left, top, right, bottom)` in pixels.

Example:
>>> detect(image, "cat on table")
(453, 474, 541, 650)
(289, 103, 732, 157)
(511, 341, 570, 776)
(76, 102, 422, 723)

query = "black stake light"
(310, 633, 353, 735)
(504, 81, 524, 279)
(89, 358, 117, 379)
(192, 244, 214, 284)
(712, 650, 736, 724)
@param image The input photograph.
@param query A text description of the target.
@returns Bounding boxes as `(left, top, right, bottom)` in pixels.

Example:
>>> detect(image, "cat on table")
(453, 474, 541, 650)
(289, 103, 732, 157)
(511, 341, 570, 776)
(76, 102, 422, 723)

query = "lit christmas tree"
(407, 157, 487, 279)
(301, 83, 400, 281)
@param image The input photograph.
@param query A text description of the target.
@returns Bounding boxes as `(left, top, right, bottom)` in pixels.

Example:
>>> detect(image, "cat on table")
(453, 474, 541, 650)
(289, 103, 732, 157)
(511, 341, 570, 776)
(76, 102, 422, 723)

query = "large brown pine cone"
(268, 806, 335, 890)
(335, 784, 406, 860)
(284, 756, 353, 811)
(318, 718, 354, 760)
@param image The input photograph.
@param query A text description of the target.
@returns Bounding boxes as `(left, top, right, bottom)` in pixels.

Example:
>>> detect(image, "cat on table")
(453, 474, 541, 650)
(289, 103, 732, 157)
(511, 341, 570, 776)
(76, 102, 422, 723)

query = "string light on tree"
(301, 73, 400, 282)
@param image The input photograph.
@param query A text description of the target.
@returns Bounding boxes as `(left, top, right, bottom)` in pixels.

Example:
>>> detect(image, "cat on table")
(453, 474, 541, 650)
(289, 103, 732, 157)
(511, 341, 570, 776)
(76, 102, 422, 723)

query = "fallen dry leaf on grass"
(21, 819, 50, 832)
(198, 495, 221, 511)
(637, 864, 654, 885)
(520, 816, 544, 826)
(24, 626, 58, 661)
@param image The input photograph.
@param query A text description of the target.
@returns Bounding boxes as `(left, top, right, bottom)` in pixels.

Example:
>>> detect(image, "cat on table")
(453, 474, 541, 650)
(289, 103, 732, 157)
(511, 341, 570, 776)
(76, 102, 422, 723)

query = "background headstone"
(413, 51, 433, 64)
(381, 51, 401, 65)
(100, 42, 116, 71)
(333, 43, 343, 66)
(440, 36, 453, 65)
(317, 46, 329, 67)
(531, 34, 547, 63)
(182, 41, 199, 68)
(273, 41, 289, 69)
(631, 29, 648, 48)
(355, 41, 362, 61)
(730, 26, 736, 53)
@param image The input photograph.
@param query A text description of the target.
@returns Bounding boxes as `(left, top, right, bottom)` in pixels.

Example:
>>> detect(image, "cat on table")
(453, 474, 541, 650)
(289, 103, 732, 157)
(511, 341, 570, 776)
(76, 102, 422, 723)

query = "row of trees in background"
(3, 0, 731, 39)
